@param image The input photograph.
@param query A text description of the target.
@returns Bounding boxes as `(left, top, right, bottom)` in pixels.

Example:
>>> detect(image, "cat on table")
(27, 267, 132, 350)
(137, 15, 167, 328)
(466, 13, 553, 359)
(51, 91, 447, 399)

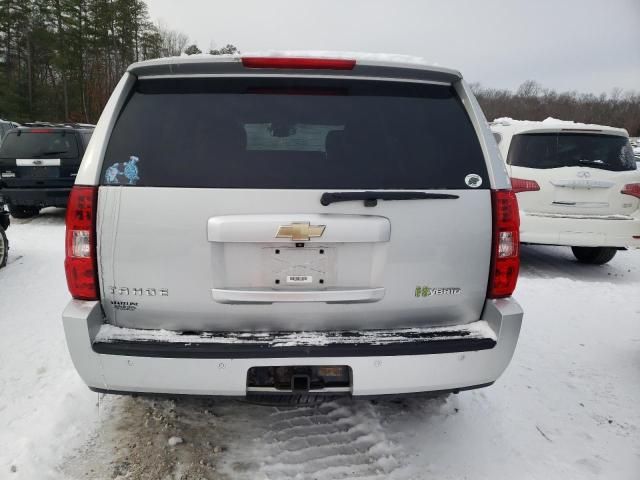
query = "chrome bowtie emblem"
(276, 222, 326, 241)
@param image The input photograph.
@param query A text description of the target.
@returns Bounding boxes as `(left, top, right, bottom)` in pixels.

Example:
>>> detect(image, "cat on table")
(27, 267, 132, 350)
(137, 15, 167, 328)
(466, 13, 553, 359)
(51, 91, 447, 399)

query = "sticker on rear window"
(104, 155, 140, 185)
(464, 174, 482, 188)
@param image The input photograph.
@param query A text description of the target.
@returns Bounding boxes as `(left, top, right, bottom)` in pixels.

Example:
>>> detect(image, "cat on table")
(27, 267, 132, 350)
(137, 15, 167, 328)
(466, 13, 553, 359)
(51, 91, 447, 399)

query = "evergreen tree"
(0, 0, 171, 122)
(0, 1, 248, 125)
(210, 44, 238, 55)
(184, 44, 201, 55)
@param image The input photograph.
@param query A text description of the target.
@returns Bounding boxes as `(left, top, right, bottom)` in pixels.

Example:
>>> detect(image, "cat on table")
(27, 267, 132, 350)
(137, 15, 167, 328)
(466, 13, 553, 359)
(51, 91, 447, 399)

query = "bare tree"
(157, 21, 188, 57)
(473, 81, 640, 135)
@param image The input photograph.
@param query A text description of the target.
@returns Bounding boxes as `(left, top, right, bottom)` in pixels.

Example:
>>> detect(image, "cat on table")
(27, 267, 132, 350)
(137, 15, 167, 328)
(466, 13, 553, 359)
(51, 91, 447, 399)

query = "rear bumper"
(0, 187, 71, 207)
(520, 211, 640, 248)
(62, 299, 523, 397)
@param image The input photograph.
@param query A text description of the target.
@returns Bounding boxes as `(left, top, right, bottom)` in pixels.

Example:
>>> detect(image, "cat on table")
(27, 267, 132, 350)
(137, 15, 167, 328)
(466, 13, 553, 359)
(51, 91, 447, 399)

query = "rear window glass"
(508, 133, 636, 171)
(0, 131, 79, 159)
(102, 77, 487, 189)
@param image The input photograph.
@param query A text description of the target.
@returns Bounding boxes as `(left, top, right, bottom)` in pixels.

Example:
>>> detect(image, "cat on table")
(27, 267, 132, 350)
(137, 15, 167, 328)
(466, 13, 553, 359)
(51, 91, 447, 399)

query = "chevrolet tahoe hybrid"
(62, 53, 523, 400)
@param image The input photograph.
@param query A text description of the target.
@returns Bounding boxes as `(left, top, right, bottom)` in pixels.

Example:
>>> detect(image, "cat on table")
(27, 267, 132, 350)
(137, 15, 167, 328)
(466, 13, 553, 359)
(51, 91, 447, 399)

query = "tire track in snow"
(221, 399, 407, 480)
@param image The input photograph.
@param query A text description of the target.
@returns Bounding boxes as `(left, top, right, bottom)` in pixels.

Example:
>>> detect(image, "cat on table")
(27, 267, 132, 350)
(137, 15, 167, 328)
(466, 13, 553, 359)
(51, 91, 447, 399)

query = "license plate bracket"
(263, 246, 334, 288)
(22, 166, 60, 178)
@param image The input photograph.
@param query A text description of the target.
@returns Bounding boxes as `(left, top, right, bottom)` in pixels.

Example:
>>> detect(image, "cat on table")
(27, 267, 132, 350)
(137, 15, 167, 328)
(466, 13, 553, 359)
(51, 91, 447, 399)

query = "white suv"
(62, 53, 523, 400)
(492, 118, 640, 264)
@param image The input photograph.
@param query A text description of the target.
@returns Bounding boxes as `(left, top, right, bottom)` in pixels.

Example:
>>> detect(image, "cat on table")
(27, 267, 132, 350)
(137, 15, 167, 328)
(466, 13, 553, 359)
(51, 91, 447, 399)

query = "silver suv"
(62, 53, 523, 400)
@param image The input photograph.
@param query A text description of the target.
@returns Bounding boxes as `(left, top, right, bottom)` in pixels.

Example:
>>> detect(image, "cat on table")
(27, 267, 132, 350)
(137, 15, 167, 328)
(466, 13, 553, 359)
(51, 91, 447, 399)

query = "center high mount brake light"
(241, 57, 356, 70)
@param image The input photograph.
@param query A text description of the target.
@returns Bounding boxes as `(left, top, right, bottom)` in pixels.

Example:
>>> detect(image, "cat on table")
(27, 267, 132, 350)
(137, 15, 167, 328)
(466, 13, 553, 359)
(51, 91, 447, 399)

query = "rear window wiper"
(320, 191, 459, 207)
(33, 150, 69, 157)
(577, 159, 617, 170)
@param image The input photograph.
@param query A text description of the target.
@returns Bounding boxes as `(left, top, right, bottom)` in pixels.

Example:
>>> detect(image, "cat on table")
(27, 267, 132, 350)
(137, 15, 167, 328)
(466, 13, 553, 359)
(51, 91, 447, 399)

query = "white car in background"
(491, 118, 640, 264)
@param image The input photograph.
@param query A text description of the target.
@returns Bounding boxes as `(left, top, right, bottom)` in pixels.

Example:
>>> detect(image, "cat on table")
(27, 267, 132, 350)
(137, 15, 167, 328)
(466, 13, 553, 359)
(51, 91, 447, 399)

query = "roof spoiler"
(128, 55, 462, 85)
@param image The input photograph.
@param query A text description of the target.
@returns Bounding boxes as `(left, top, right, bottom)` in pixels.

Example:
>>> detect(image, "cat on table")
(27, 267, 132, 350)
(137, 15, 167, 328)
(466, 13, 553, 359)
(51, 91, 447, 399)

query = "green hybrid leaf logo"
(415, 286, 462, 298)
(415, 286, 432, 297)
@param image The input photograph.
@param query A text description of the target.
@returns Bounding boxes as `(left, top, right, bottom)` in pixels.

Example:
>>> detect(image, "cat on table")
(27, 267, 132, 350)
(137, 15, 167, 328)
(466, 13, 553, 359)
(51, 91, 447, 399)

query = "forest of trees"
(1, 1, 638, 133)
(0, 0, 238, 124)
(473, 80, 640, 136)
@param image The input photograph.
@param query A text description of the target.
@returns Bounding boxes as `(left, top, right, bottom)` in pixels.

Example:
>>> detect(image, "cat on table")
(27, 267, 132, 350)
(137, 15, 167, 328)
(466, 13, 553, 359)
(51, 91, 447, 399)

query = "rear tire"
(571, 246, 617, 265)
(8, 205, 40, 219)
(0, 227, 8, 268)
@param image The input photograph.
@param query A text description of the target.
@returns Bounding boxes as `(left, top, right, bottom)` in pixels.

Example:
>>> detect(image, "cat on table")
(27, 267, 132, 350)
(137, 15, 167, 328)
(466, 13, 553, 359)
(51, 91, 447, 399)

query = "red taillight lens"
(510, 177, 540, 194)
(488, 190, 520, 298)
(241, 57, 356, 70)
(621, 183, 640, 199)
(65, 186, 99, 300)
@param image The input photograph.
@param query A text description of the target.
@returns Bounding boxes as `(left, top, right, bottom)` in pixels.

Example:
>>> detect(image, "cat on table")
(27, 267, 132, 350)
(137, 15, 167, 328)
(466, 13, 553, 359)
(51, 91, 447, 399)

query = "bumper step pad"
(92, 321, 497, 358)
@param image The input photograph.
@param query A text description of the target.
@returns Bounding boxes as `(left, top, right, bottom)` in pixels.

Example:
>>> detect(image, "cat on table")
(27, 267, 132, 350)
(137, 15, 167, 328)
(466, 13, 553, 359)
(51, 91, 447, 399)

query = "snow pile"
(492, 116, 628, 134)
(167, 436, 183, 447)
(241, 50, 436, 67)
(493, 116, 587, 126)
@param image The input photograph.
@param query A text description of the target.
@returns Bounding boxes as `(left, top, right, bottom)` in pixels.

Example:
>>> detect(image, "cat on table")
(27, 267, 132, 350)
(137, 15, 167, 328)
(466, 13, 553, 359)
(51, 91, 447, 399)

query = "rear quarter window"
(102, 77, 488, 189)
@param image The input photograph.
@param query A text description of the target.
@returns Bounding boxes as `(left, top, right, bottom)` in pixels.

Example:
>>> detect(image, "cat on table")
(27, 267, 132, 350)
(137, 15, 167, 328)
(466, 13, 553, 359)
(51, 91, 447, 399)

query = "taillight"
(241, 57, 356, 70)
(488, 190, 520, 298)
(65, 186, 99, 300)
(510, 177, 540, 194)
(621, 183, 640, 199)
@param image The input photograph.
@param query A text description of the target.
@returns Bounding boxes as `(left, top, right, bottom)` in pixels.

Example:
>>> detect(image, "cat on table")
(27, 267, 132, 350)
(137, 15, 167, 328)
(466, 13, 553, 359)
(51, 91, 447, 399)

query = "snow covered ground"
(0, 208, 638, 479)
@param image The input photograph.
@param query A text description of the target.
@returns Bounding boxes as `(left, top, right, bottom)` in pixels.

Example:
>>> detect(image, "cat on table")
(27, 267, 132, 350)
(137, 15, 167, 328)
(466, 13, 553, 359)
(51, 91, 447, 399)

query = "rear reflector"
(621, 183, 640, 199)
(488, 190, 520, 298)
(242, 57, 356, 70)
(510, 177, 540, 194)
(65, 186, 99, 300)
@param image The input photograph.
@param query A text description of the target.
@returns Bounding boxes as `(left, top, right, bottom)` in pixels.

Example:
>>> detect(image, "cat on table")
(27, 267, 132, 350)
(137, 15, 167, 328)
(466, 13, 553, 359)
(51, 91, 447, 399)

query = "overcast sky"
(146, 0, 639, 94)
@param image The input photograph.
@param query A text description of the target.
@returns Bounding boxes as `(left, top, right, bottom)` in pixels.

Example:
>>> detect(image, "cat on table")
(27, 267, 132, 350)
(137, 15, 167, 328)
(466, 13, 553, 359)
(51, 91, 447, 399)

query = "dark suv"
(0, 123, 94, 218)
